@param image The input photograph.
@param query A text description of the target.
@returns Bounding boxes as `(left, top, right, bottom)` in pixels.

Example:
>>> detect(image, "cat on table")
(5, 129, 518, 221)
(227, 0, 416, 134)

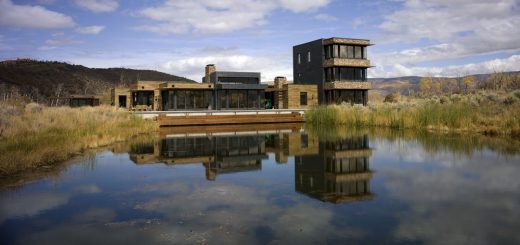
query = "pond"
(1, 125, 519, 244)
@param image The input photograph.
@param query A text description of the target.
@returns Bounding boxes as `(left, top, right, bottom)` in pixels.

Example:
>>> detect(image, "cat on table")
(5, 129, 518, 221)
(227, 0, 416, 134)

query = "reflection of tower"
(295, 135, 373, 204)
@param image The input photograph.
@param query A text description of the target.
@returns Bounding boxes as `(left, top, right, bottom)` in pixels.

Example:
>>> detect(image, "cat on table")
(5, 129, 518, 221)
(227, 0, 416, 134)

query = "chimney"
(274, 76, 287, 89)
(204, 64, 216, 83)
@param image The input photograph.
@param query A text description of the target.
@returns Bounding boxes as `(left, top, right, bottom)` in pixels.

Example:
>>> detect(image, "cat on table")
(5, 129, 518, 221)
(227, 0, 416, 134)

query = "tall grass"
(0, 104, 157, 176)
(305, 91, 520, 136)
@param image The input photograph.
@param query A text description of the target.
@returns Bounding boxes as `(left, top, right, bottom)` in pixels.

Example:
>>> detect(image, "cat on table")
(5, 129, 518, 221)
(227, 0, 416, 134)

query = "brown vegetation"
(306, 90, 520, 137)
(0, 59, 196, 105)
(0, 99, 157, 176)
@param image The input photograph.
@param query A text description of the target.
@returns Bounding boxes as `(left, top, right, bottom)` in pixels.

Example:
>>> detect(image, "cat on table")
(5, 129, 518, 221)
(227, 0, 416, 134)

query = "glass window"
(238, 90, 247, 109)
(297, 53, 301, 64)
(347, 46, 354, 59)
(354, 46, 362, 59)
(300, 92, 307, 106)
(339, 45, 347, 58)
(177, 90, 186, 109)
(363, 46, 367, 59)
(307, 51, 311, 62)
(248, 90, 258, 108)
(325, 46, 331, 59)
(218, 90, 227, 109)
(185, 91, 194, 109)
(229, 90, 239, 108)
(194, 91, 205, 109)
(333, 45, 338, 58)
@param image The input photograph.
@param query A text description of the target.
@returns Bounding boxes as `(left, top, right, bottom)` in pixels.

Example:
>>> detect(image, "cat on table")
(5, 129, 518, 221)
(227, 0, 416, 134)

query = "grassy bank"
(306, 91, 520, 137)
(0, 104, 157, 176)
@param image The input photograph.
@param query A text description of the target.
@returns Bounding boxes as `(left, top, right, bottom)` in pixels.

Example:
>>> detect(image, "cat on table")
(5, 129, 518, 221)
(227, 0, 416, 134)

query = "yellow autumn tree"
(463, 75, 475, 93)
(419, 76, 432, 96)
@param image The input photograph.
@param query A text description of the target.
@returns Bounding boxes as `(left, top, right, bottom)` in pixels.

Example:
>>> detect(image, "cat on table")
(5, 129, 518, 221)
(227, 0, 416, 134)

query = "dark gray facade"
(210, 71, 261, 84)
(293, 39, 326, 102)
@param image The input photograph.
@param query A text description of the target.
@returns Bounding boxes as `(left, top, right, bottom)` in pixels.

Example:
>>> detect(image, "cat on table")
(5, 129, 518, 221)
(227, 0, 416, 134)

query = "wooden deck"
(157, 110, 306, 127)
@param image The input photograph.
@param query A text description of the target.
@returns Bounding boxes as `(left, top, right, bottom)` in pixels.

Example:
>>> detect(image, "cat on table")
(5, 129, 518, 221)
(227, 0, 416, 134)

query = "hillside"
(0, 59, 196, 102)
(370, 72, 520, 95)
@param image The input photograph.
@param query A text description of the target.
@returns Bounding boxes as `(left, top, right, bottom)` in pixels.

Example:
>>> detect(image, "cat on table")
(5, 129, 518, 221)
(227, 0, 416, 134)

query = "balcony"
(324, 81, 371, 90)
(323, 37, 372, 46)
(323, 58, 371, 68)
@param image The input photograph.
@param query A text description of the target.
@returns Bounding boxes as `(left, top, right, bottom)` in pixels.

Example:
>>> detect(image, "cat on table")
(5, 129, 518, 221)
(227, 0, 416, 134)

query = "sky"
(0, 0, 519, 82)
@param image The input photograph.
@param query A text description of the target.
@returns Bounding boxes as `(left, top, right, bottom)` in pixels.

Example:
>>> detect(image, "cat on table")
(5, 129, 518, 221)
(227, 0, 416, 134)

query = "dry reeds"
(305, 90, 520, 136)
(0, 104, 157, 176)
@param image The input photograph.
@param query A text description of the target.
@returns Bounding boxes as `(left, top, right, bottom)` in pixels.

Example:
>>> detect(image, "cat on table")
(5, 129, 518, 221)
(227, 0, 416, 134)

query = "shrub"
(384, 93, 400, 103)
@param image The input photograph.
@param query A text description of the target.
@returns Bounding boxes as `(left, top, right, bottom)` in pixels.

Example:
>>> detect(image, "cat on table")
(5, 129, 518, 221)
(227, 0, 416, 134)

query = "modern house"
(204, 64, 267, 110)
(111, 64, 266, 111)
(112, 36, 372, 111)
(293, 37, 373, 105)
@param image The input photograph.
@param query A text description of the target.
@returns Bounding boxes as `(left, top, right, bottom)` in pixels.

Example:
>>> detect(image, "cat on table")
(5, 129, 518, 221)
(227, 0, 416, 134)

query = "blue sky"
(0, 0, 519, 82)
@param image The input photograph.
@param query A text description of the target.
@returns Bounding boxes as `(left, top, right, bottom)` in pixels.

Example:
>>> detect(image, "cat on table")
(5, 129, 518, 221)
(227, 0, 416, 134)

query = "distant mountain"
(0, 59, 196, 102)
(369, 72, 520, 95)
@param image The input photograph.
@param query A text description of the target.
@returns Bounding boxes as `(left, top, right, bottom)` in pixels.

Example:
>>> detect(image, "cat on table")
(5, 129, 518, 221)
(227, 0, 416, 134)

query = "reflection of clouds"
(130, 182, 365, 244)
(17, 182, 360, 244)
(383, 155, 520, 244)
(0, 192, 69, 224)
(74, 184, 102, 194)
(72, 208, 116, 223)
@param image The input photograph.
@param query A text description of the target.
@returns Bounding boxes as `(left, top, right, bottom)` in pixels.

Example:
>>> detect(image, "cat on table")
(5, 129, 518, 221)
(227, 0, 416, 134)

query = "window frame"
(300, 92, 308, 106)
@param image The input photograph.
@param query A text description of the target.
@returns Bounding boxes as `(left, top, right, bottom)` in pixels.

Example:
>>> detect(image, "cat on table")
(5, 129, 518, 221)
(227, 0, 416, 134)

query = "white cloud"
(159, 51, 292, 82)
(76, 25, 105, 35)
(373, 0, 520, 77)
(136, 0, 331, 34)
(0, 0, 75, 29)
(369, 54, 520, 78)
(40, 32, 82, 50)
(278, 0, 331, 13)
(314, 13, 337, 22)
(75, 0, 118, 13)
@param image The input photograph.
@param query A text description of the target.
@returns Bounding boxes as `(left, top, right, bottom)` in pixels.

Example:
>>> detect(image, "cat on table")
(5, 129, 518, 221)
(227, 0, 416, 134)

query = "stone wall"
(323, 58, 371, 68)
(283, 84, 318, 109)
(324, 82, 371, 90)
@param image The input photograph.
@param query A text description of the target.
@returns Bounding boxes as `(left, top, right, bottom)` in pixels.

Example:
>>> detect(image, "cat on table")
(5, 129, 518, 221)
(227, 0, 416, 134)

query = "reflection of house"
(295, 135, 374, 204)
(128, 133, 268, 181)
(265, 131, 319, 164)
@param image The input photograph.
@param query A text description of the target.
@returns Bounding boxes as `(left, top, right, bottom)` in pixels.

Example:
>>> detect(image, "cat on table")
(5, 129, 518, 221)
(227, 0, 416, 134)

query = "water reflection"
(295, 135, 373, 203)
(126, 126, 375, 204)
(2, 125, 520, 244)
